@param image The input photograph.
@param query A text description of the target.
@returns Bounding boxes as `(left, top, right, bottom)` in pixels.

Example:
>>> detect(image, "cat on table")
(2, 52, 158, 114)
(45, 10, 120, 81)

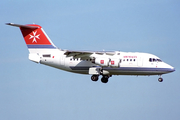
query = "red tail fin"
(7, 23, 56, 49)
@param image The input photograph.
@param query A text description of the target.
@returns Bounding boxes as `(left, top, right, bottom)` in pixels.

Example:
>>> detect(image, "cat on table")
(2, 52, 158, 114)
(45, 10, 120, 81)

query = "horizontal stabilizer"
(6, 23, 39, 29)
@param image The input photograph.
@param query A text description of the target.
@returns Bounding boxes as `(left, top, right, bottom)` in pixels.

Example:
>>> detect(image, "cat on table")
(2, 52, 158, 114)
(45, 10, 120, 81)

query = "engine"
(92, 57, 120, 67)
(109, 59, 121, 68)
(93, 58, 110, 67)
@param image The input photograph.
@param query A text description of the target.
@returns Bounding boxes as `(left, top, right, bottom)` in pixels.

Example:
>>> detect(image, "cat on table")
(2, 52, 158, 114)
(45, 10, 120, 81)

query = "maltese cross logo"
(29, 31, 40, 43)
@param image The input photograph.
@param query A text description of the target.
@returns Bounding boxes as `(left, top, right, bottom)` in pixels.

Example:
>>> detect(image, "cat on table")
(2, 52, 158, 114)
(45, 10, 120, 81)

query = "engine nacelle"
(94, 58, 110, 67)
(109, 59, 121, 68)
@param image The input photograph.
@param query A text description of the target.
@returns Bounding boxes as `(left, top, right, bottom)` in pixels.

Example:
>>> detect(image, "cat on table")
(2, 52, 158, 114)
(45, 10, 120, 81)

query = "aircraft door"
(138, 57, 143, 66)
(59, 55, 65, 66)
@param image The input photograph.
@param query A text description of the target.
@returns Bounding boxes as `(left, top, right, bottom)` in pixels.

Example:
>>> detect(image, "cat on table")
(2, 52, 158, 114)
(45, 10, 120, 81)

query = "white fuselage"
(30, 48, 175, 76)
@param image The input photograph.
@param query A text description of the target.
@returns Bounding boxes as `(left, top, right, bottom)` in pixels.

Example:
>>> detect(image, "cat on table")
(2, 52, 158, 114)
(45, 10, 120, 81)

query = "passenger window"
(127, 59, 128, 61)
(134, 59, 135, 61)
(130, 59, 132, 61)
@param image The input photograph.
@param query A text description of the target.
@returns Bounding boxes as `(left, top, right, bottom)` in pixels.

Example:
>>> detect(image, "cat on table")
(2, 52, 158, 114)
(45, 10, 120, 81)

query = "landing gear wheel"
(101, 76, 109, 83)
(158, 78, 163, 82)
(91, 75, 99, 81)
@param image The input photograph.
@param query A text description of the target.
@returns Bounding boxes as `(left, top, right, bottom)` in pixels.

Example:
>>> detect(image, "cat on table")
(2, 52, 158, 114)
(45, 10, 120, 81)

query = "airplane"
(6, 23, 175, 83)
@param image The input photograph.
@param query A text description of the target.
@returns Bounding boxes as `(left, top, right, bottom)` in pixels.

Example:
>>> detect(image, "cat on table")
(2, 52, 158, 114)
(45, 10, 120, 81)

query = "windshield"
(149, 58, 162, 62)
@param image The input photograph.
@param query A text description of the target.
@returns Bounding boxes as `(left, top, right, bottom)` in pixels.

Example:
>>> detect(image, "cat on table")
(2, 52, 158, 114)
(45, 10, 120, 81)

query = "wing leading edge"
(64, 50, 116, 59)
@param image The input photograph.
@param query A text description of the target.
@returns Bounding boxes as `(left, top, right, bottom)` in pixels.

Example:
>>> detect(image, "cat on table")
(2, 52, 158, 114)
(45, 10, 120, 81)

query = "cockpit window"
(157, 59, 162, 62)
(149, 58, 162, 62)
(153, 58, 156, 62)
(149, 58, 152, 62)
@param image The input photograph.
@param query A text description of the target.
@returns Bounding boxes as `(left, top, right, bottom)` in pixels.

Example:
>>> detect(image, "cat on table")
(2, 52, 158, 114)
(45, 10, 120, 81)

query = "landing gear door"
(89, 67, 101, 75)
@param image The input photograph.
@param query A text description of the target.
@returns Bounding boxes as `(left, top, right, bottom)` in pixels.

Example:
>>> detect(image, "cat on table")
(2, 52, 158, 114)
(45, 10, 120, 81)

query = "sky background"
(0, 0, 180, 120)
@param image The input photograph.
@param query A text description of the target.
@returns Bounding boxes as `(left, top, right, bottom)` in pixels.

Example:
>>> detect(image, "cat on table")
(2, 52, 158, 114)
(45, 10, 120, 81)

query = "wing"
(64, 50, 93, 60)
(64, 50, 116, 60)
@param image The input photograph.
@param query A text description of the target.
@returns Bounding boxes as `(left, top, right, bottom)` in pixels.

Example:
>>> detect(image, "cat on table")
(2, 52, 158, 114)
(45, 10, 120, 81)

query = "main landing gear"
(91, 75, 99, 81)
(91, 75, 111, 83)
(101, 75, 109, 83)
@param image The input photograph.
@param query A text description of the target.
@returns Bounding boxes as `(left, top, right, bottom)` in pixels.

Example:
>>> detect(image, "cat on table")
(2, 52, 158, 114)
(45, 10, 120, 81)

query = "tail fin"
(6, 23, 57, 52)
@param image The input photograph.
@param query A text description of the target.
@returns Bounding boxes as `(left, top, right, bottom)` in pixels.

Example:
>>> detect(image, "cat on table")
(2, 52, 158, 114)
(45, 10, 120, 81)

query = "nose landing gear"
(158, 77, 163, 82)
(158, 75, 163, 82)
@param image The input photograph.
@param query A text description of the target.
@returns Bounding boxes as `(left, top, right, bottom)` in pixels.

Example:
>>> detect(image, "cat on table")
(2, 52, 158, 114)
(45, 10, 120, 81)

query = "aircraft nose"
(167, 65, 175, 72)
(163, 62, 175, 73)
(170, 67, 175, 72)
